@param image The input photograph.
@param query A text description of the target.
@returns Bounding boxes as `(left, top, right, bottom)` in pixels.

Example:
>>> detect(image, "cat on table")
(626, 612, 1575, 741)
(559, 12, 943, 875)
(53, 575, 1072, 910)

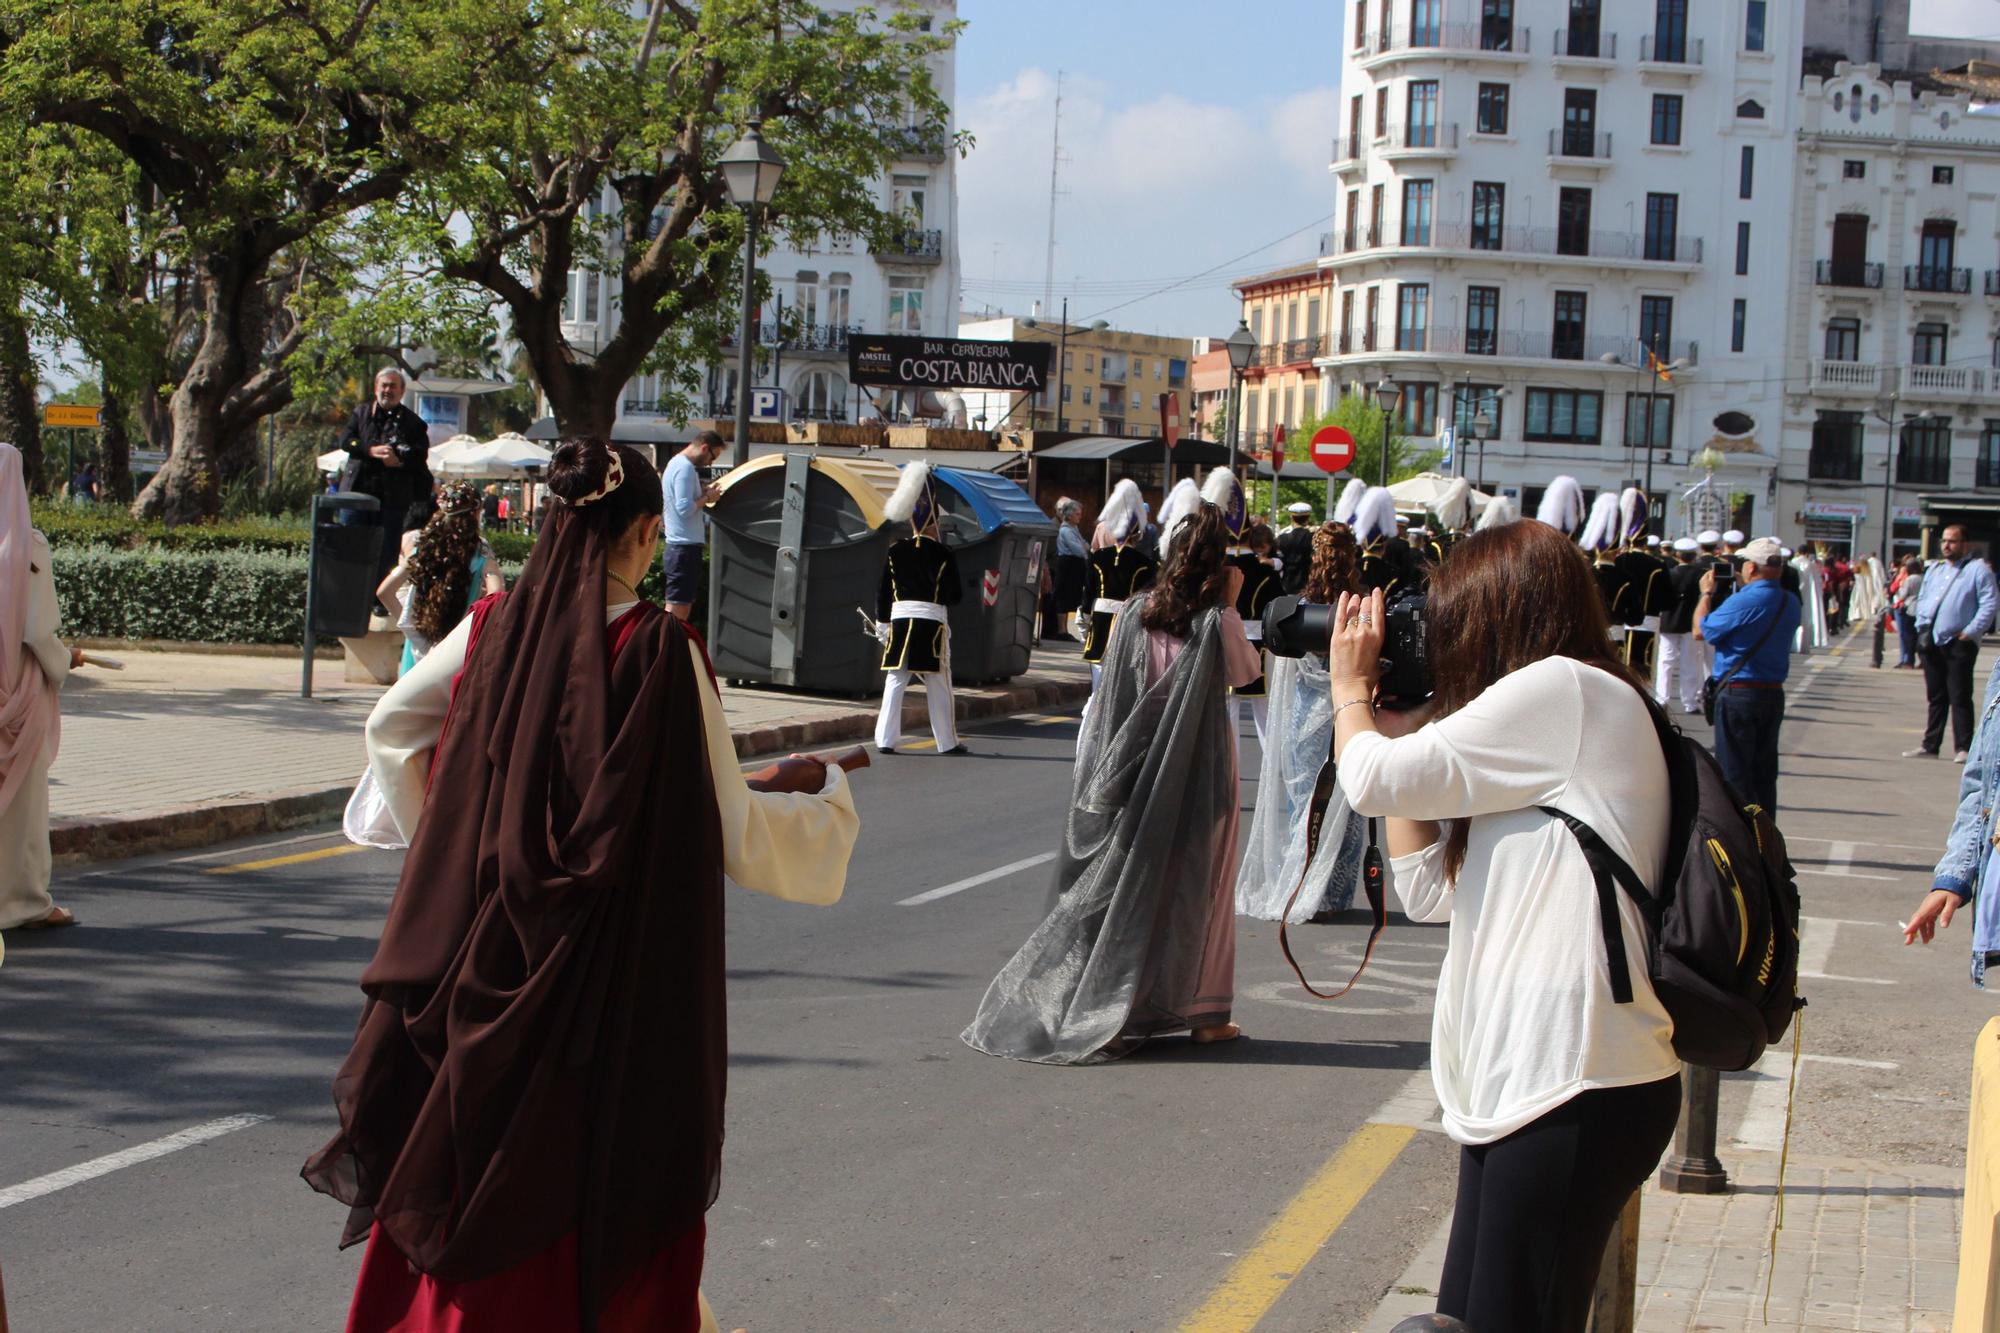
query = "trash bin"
(930, 466, 1056, 684)
(707, 452, 904, 696)
(302, 492, 382, 697)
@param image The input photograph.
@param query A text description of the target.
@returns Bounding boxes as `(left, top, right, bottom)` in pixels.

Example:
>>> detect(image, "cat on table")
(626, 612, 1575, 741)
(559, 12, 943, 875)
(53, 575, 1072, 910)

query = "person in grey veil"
(1237, 521, 1369, 923)
(962, 502, 1263, 1063)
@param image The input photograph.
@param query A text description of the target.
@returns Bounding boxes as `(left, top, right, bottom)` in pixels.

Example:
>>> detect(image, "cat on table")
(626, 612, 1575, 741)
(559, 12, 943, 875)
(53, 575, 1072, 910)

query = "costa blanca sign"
(848, 334, 1053, 393)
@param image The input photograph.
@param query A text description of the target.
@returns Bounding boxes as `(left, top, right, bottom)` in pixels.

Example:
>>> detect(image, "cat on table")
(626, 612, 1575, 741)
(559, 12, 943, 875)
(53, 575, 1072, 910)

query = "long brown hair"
(1304, 522, 1361, 604)
(1426, 519, 1640, 880)
(407, 481, 484, 644)
(1139, 503, 1232, 638)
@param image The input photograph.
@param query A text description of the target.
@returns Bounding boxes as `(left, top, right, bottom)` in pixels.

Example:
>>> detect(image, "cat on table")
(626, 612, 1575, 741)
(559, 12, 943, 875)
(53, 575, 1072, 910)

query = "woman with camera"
(1328, 519, 1680, 1333)
(963, 502, 1261, 1063)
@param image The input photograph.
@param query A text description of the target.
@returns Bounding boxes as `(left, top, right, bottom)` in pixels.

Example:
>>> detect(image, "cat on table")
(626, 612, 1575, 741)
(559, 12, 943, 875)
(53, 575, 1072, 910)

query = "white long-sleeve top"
(362, 602, 858, 905)
(1338, 656, 1678, 1144)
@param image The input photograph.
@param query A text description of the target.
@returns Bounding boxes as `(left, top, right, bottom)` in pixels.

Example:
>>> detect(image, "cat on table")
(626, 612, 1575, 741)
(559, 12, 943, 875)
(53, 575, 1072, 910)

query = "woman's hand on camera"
(1327, 589, 1386, 691)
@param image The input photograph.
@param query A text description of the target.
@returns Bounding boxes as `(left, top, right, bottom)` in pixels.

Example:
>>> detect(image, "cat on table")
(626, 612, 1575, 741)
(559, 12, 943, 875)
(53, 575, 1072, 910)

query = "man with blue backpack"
(1695, 536, 1802, 816)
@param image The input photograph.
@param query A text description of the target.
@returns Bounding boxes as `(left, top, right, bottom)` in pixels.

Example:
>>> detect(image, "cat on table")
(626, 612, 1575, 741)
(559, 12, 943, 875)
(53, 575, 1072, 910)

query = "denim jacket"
(1931, 657, 2000, 985)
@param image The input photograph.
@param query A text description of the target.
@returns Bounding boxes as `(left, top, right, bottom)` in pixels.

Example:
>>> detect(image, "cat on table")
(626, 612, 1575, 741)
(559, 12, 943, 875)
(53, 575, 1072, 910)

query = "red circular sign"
(1309, 425, 1356, 474)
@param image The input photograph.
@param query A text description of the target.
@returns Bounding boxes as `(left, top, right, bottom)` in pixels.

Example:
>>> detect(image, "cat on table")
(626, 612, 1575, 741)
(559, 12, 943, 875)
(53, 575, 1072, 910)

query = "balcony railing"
(1815, 259, 1884, 289)
(1381, 122, 1460, 151)
(1553, 28, 1616, 59)
(1904, 264, 1972, 294)
(721, 321, 863, 352)
(876, 227, 944, 262)
(1100, 362, 1126, 383)
(1549, 128, 1613, 160)
(1362, 22, 1526, 56)
(1327, 221, 1701, 265)
(1811, 360, 1884, 394)
(882, 126, 949, 159)
(1906, 363, 1975, 395)
(788, 403, 850, 423)
(1639, 34, 1704, 64)
(1325, 328, 1693, 366)
(1253, 335, 1329, 367)
(1334, 135, 1362, 162)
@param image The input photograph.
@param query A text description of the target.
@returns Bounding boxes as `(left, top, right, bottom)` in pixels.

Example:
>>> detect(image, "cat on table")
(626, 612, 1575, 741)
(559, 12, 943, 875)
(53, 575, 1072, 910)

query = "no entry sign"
(1309, 425, 1356, 474)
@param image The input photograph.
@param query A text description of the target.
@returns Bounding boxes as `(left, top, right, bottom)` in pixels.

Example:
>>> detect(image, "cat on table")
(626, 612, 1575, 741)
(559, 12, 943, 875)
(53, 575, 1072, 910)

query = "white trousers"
(875, 669, 959, 751)
(1654, 632, 1702, 712)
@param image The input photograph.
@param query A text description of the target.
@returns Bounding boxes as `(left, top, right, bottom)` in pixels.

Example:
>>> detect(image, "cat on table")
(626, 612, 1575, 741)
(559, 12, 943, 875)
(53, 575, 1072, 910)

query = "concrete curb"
(51, 674, 1092, 866)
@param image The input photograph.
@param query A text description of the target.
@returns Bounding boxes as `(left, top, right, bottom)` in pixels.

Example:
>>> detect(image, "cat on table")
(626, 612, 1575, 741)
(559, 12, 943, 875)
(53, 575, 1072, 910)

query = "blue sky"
(951, 0, 2000, 340)
(953, 0, 1339, 340)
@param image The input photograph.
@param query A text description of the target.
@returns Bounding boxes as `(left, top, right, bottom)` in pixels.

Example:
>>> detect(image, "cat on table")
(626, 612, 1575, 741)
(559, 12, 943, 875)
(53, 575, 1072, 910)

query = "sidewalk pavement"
(47, 639, 1091, 863)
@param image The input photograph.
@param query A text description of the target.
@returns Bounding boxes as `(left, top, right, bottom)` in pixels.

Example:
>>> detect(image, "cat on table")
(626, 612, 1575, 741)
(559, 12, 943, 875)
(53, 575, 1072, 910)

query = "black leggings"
(1437, 1074, 1681, 1333)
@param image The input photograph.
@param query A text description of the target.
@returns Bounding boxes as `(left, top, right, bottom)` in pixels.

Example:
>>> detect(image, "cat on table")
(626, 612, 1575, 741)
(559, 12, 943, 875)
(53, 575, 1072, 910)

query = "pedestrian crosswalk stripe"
(203, 844, 364, 875)
(0, 1114, 270, 1210)
(896, 852, 1058, 906)
(1176, 1121, 1418, 1332)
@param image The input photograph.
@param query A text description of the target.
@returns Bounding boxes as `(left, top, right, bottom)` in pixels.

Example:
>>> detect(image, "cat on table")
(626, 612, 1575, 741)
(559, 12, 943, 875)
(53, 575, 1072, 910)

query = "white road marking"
(896, 852, 1058, 907)
(1797, 915, 1898, 986)
(0, 1114, 271, 1210)
(1800, 971, 1897, 985)
(1796, 840, 1897, 881)
(1804, 1053, 1899, 1070)
(1728, 1053, 1796, 1153)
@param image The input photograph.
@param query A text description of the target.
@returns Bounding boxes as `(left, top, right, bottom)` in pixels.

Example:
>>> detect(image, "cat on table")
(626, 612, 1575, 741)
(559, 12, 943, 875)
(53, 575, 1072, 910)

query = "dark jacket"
(338, 402, 433, 510)
(1275, 523, 1315, 595)
(1660, 560, 1706, 635)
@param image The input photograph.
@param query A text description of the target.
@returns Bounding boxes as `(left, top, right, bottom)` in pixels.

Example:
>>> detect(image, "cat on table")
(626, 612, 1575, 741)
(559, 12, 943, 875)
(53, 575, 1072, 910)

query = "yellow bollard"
(1955, 1016, 2000, 1329)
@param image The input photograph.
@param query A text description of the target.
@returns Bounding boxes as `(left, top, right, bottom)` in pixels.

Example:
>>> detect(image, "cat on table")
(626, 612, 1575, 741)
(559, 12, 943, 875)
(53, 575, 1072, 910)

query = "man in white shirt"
(660, 430, 725, 621)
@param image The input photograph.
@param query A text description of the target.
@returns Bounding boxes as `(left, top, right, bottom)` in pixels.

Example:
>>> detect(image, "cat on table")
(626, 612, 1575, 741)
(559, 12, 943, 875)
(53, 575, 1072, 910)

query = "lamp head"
(1375, 378, 1402, 412)
(1225, 320, 1257, 371)
(719, 122, 786, 208)
(1472, 411, 1493, 436)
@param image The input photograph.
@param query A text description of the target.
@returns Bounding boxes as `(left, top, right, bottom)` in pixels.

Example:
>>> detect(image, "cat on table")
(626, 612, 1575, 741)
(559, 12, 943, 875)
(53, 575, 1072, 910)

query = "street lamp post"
(1472, 409, 1493, 493)
(1023, 301, 1109, 433)
(1869, 392, 1933, 668)
(1604, 351, 1686, 525)
(718, 122, 787, 469)
(1375, 376, 1402, 487)
(1225, 321, 1257, 474)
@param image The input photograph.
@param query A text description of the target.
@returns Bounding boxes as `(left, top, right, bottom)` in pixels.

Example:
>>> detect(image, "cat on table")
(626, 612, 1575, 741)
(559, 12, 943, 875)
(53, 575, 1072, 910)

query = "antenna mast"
(1042, 70, 1066, 322)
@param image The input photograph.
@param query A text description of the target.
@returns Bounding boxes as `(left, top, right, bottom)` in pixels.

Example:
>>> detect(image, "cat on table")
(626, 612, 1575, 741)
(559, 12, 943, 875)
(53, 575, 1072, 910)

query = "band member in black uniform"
(1611, 490, 1674, 677)
(874, 462, 966, 755)
(1199, 469, 1276, 748)
(1581, 490, 1635, 630)
(1655, 537, 1707, 713)
(1082, 480, 1157, 681)
(1276, 502, 1316, 595)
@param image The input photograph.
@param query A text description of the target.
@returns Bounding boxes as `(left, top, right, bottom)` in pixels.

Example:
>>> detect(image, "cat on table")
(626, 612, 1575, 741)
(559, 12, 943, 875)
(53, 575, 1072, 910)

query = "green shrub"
(487, 529, 535, 562)
(33, 500, 312, 554)
(52, 546, 311, 644)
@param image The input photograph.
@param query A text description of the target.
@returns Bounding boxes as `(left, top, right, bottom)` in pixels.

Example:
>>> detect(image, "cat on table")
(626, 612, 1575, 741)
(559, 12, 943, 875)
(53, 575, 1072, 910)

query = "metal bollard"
(1587, 1189, 1641, 1333)
(1658, 1062, 1731, 1194)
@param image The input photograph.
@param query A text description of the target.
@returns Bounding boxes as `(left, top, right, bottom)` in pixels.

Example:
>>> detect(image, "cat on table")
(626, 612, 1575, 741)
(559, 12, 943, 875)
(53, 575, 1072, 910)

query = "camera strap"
(1278, 755, 1389, 1000)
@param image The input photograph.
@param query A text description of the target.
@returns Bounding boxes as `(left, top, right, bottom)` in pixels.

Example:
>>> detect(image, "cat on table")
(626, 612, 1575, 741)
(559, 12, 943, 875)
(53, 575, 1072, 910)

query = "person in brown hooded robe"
(304, 438, 860, 1333)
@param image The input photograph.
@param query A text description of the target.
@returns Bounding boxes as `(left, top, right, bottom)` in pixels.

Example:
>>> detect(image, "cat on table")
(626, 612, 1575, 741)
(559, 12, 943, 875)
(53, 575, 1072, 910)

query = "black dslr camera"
(1262, 589, 1433, 704)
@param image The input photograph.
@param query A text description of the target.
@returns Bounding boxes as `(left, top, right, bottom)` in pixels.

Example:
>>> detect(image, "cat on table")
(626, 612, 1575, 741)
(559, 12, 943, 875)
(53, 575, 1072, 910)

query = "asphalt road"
(1, 631, 1991, 1332)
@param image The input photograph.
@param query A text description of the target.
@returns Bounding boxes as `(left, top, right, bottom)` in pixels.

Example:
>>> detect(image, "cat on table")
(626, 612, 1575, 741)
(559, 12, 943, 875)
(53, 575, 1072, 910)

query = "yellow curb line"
(1177, 1121, 1419, 1332)
(203, 844, 365, 876)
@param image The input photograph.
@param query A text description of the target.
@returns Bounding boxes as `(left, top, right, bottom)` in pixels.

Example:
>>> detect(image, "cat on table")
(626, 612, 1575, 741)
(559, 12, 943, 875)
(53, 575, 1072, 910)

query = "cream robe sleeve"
(23, 532, 70, 689)
(360, 616, 859, 902)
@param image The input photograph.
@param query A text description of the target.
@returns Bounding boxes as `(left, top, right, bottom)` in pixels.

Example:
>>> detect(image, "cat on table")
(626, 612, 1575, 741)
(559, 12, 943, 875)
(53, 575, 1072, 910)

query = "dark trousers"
(1437, 1076, 1680, 1333)
(1712, 686, 1785, 815)
(1895, 610, 1920, 666)
(1920, 637, 1981, 755)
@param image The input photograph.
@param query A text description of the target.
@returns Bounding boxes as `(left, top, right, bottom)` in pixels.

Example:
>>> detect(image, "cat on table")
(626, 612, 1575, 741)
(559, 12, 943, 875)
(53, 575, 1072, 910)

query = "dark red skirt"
(344, 1222, 705, 1333)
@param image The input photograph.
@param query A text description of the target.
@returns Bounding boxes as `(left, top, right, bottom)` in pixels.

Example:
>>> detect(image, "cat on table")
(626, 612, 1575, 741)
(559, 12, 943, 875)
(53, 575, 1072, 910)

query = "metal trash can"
(931, 466, 1055, 684)
(707, 453, 903, 696)
(302, 492, 382, 697)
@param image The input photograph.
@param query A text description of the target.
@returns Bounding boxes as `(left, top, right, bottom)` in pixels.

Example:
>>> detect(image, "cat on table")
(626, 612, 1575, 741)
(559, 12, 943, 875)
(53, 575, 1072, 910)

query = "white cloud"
(954, 66, 1338, 335)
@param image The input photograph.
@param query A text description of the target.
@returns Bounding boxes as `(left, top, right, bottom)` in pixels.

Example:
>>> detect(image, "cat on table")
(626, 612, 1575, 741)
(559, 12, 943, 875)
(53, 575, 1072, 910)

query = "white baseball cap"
(1738, 537, 1784, 565)
(1723, 529, 1746, 545)
(1697, 529, 1721, 545)
(1673, 537, 1698, 553)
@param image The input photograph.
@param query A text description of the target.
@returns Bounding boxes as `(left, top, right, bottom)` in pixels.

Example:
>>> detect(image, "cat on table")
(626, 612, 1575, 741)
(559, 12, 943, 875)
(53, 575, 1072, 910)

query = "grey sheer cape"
(1235, 652, 1365, 922)
(961, 598, 1238, 1064)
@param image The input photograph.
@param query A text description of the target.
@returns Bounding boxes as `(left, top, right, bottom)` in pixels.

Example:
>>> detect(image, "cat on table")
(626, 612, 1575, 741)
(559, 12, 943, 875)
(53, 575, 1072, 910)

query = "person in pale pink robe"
(1, 442, 82, 936)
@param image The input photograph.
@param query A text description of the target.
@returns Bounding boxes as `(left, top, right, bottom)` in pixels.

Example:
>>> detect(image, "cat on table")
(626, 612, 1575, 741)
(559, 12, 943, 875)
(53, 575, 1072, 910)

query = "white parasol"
(432, 432, 553, 478)
(1385, 471, 1495, 517)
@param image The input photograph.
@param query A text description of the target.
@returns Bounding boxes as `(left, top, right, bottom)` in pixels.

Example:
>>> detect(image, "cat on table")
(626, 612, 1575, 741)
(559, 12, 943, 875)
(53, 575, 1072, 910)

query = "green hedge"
(52, 546, 312, 644)
(51, 543, 669, 646)
(33, 501, 312, 554)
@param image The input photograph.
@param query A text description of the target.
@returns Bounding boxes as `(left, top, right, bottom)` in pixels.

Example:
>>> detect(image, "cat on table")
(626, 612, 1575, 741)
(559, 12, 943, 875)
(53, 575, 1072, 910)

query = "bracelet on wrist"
(1334, 698, 1375, 717)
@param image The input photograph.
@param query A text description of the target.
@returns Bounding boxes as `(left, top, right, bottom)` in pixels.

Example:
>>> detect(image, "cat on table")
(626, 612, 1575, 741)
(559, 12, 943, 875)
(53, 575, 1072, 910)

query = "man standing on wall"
(1907, 524, 1999, 762)
(660, 430, 725, 622)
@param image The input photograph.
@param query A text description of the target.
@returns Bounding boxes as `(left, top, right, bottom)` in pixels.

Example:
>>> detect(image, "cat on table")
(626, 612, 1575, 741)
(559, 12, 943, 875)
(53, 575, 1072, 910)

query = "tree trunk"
(0, 308, 44, 493)
(133, 256, 250, 524)
(98, 380, 134, 503)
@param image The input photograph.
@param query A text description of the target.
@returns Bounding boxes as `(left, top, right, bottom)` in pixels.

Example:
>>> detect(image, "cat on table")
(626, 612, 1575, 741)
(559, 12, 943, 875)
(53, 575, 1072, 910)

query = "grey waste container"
(931, 466, 1056, 685)
(706, 453, 903, 696)
(302, 491, 382, 697)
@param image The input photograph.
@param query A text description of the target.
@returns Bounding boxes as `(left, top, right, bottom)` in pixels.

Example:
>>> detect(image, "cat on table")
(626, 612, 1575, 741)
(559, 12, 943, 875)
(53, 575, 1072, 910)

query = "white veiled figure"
(1850, 555, 1886, 624)
(1793, 554, 1829, 650)
(1234, 650, 1366, 922)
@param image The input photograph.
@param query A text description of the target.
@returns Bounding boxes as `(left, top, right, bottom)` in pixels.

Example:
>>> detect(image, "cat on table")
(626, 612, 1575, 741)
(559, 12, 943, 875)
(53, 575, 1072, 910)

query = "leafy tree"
(395, 0, 960, 438)
(0, 0, 541, 522)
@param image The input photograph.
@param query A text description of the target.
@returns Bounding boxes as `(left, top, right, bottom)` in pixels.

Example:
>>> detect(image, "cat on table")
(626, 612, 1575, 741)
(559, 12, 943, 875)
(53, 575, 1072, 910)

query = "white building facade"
(1779, 64, 2000, 563)
(1315, 0, 1802, 533)
(558, 0, 961, 432)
